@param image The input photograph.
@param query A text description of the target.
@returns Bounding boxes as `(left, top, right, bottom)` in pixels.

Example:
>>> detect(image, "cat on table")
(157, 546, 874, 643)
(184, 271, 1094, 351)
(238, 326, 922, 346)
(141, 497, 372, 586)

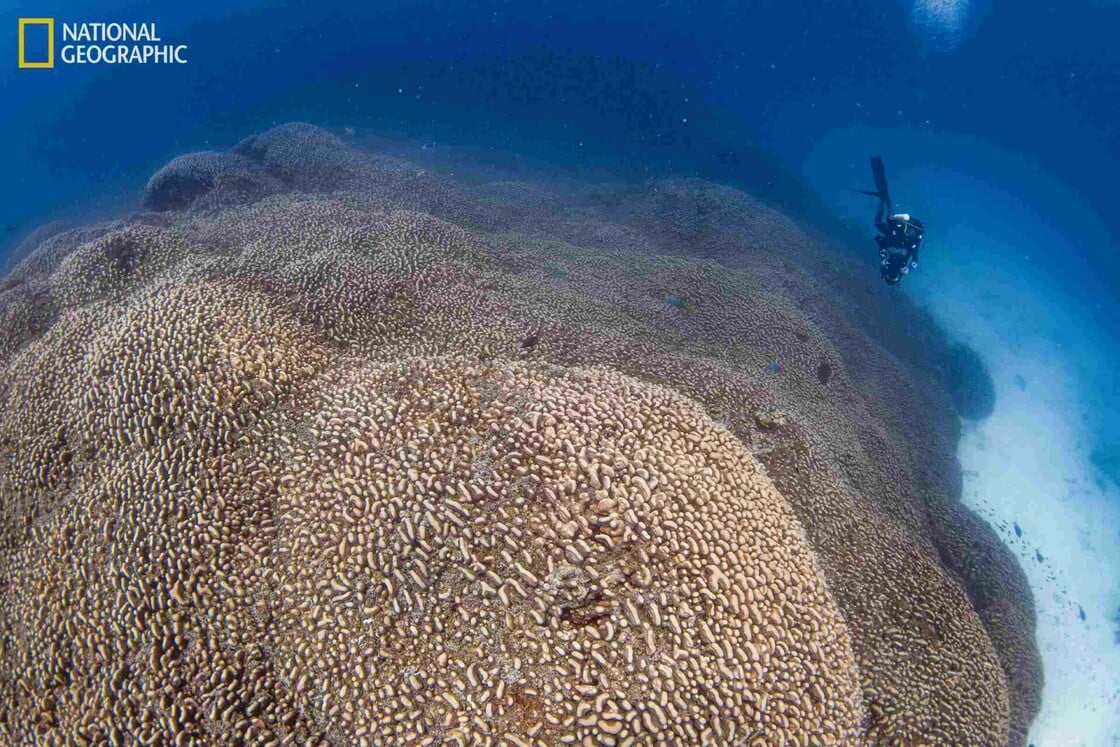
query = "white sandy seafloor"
(910, 251, 1120, 746)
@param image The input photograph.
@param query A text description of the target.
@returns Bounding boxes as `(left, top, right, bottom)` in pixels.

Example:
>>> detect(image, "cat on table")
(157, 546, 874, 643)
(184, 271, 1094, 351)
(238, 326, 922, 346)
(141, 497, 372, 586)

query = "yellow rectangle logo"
(18, 18, 54, 69)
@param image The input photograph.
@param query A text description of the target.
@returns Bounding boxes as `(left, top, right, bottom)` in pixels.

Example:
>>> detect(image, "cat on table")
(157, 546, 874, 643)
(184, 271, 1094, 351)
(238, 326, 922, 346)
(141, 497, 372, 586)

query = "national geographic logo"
(17, 18, 52, 68)
(18, 19, 188, 68)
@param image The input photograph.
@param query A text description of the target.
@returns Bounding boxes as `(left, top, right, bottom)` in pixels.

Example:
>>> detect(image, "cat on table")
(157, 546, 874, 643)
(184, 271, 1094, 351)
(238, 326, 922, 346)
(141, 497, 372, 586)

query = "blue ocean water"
(2, 0, 1118, 742)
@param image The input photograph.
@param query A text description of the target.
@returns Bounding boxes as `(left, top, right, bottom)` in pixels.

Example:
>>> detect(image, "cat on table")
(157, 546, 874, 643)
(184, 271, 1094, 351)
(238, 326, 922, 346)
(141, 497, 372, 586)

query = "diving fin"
(869, 155, 891, 205)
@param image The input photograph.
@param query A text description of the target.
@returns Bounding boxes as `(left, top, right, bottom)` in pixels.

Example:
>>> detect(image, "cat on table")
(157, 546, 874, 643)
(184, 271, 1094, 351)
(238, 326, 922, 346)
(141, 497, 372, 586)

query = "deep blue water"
(4, 1, 1117, 247)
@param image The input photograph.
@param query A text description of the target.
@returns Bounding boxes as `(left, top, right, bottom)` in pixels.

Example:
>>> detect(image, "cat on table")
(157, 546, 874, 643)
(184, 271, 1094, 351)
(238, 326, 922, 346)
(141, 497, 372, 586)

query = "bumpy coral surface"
(0, 123, 1040, 745)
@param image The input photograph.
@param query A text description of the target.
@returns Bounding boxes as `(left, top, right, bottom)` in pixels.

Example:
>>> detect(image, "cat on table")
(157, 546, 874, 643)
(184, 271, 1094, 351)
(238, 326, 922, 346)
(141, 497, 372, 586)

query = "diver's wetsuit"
(863, 156, 924, 285)
(875, 202, 924, 285)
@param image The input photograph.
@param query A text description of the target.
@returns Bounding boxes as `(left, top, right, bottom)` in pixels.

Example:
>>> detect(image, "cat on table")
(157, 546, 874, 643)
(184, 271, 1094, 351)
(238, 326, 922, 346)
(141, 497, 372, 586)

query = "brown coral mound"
(0, 124, 1040, 745)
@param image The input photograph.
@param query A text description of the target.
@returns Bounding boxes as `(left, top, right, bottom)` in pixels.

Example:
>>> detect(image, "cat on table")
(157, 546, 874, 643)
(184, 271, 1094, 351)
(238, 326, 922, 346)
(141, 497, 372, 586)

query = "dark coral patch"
(817, 361, 832, 386)
(943, 342, 996, 420)
(102, 233, 147, 274)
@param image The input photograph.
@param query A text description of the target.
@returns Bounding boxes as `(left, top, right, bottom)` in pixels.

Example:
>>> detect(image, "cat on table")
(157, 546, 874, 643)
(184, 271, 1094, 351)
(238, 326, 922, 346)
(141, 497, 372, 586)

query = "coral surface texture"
(0, 124, 1040, 746)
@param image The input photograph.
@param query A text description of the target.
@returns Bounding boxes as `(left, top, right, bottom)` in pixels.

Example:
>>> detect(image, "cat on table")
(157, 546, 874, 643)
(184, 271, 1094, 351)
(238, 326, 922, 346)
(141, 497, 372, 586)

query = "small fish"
(2, 224, 15, 234)
(1035, 549, 1044, 563)
(1078, 605, 1086, 622)
(766, 362, 781, 374)
(343, 126, 355, 138)
(665, 294, 691, 311)
(1013, 522, 1022, 538)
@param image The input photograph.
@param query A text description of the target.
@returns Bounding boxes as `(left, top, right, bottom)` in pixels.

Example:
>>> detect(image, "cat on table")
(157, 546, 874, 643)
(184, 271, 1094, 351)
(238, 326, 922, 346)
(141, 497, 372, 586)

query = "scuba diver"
(857, 156, 924, 285)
